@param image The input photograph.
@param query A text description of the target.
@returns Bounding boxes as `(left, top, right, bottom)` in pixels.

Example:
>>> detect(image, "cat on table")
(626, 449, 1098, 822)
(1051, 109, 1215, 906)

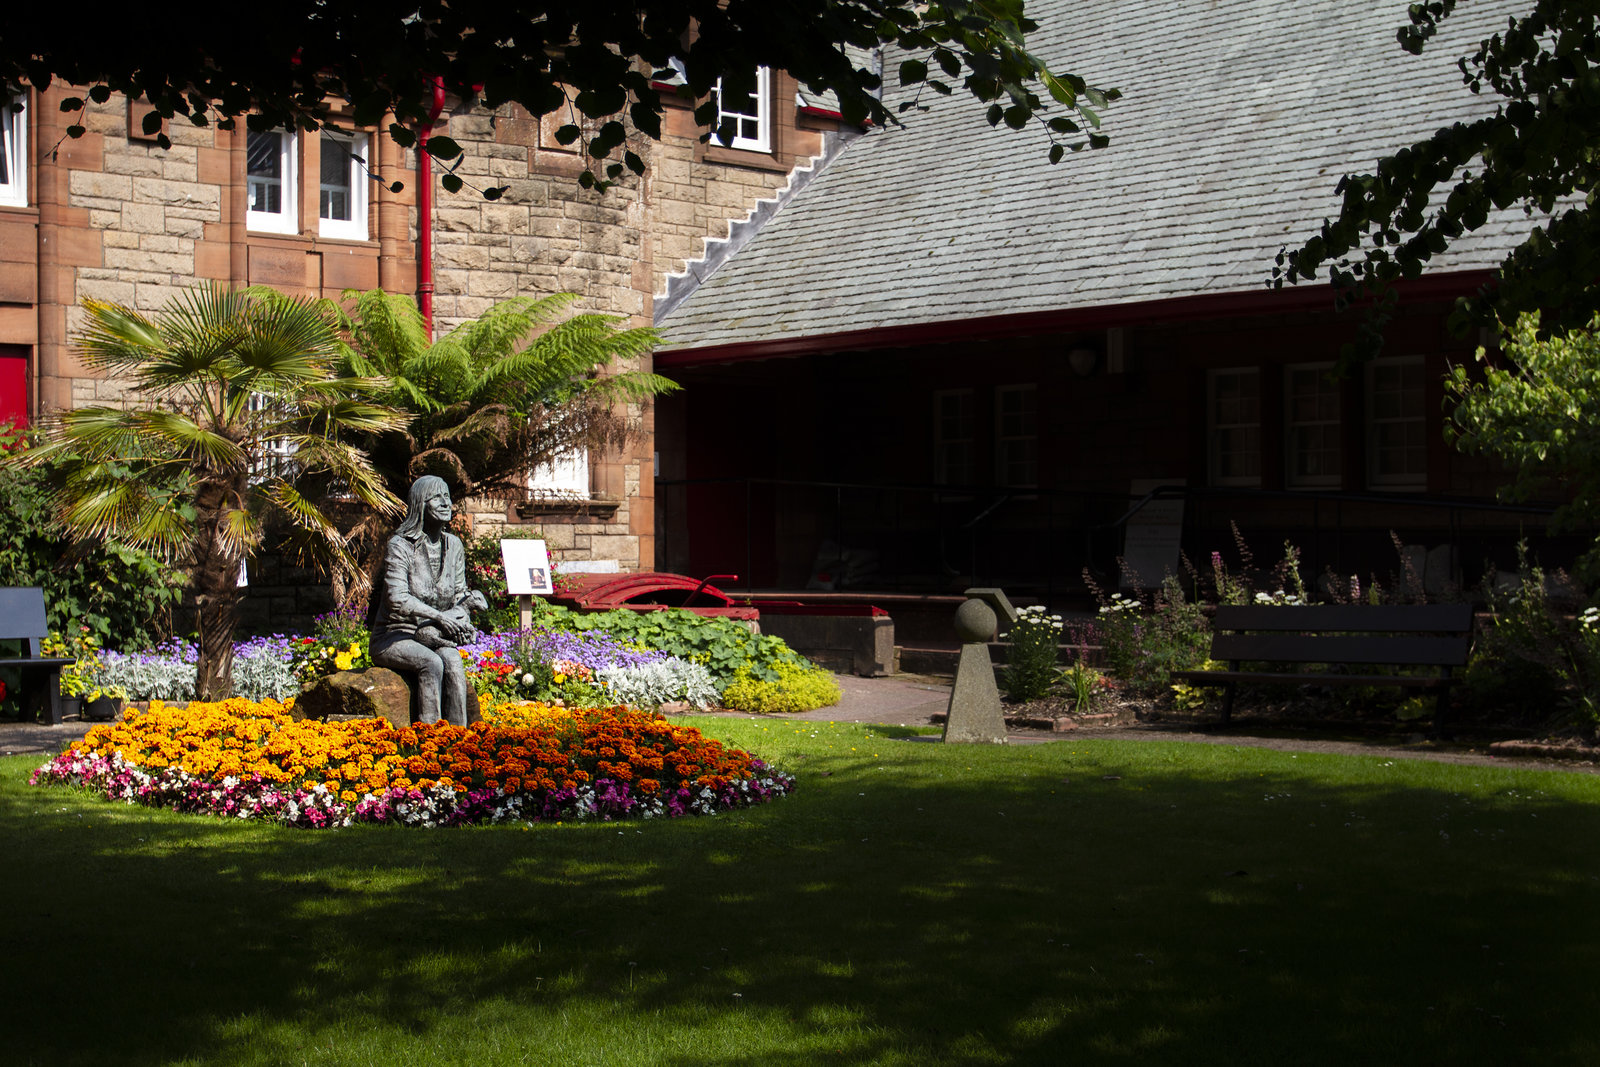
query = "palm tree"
(332, 289, 676, 502)
(27, 284, 405, 700)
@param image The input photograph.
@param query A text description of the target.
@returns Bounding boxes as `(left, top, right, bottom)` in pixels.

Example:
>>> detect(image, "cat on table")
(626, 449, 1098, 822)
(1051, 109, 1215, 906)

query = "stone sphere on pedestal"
(954, 598, 997, 644)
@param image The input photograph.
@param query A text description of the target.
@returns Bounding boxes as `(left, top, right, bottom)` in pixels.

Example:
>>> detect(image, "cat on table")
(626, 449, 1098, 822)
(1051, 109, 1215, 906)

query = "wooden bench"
(0, 587, 77, 724)
(1168, 604, 1475, 737)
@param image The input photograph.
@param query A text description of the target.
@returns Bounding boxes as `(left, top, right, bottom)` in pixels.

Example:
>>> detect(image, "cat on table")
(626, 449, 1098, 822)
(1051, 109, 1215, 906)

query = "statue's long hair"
(393, 475, 452, 540)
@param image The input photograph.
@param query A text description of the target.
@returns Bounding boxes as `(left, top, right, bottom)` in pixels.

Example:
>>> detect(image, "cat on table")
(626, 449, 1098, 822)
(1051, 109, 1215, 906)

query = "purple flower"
(462, 628, 668, 673)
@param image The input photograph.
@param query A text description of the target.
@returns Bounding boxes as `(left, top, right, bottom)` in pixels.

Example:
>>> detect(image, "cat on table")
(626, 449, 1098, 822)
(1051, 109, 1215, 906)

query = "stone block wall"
(429, 100, 658, 572)
(18, 86, 418, 417)
(3, 77, 854, 616)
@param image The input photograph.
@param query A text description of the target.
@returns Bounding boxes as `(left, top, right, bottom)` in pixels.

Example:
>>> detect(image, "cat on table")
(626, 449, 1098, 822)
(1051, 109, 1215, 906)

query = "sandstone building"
(0, 69, 853, 580)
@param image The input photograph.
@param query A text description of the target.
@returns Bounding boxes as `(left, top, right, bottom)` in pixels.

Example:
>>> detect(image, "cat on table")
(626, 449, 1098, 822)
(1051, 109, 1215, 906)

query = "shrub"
(597, 657, 720, 710)
(0, 422, 185, 648)
(1460, 557, 1600, 734)
(721, 660, 842, 713)
(544, 606, 814, 688)
(93, 636, 297, 703)
(466, 644, 611, 707)
(1093, 576, 1210, 690)
(1062, 660, 1110, 713)
(1002, 605, 1063, 701)
(290, 605, 372, 682)
(41, 626, 104, 698)
(231, 636, 299, 702)
(1169, 659, 1225, 711)
(92, 641, 200, 702)
(461, 628, 667, 705)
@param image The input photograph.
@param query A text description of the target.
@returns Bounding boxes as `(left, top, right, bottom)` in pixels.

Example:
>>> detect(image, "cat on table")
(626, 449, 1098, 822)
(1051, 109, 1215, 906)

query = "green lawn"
(4, 719, 1599, 1065)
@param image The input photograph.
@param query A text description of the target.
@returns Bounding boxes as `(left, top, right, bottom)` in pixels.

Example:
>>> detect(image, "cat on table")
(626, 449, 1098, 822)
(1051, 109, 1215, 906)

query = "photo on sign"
(501, 539, 553, 595)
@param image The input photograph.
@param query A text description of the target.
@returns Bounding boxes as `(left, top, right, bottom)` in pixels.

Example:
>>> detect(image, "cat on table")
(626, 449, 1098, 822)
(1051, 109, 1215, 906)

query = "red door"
(0, 348, 27, 429)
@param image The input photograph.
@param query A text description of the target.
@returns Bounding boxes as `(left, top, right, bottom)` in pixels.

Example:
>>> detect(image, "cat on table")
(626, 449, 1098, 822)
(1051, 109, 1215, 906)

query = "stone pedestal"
(942, 597, 1008, 744)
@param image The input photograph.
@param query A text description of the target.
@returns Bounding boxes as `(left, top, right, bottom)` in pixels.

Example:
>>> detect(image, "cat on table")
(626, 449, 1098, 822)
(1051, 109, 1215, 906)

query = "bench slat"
(1209, 632, 1472, 667)
(1171, 669, 1453, 689)
(0, 586, 52, 643)
(1211, 604, 1473, 634)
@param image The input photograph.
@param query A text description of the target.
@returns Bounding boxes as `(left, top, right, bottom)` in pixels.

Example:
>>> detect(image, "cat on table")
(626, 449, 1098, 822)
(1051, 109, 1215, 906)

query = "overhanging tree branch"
(5, 0, 1118, 193)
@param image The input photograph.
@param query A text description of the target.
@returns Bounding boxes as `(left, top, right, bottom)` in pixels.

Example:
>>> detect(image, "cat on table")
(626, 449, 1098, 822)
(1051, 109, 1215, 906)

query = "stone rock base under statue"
(294, 668, 481, 728)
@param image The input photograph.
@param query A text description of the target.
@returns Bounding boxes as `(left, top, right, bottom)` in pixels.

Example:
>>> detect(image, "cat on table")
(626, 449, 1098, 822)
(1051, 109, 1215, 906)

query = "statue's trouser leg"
(437, 645, 469, 727)
(371, 634, 444, 724)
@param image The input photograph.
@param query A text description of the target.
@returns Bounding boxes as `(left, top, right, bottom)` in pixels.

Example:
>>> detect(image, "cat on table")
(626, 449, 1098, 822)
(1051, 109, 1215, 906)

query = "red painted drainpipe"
(417, 76, 447, 336)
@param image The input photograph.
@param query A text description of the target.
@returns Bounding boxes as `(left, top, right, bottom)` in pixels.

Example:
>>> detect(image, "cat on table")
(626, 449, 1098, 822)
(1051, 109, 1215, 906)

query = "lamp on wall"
(1066, 346, 1100, 378)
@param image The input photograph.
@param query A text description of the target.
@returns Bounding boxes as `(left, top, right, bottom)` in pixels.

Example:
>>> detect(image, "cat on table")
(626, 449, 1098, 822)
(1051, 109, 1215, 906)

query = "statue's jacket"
(370, 530, 469, 637)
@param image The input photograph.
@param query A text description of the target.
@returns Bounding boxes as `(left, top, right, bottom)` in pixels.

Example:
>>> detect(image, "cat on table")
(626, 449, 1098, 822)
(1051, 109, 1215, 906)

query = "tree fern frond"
(408, 447, 473, 488)
(578, 371, 681, 405)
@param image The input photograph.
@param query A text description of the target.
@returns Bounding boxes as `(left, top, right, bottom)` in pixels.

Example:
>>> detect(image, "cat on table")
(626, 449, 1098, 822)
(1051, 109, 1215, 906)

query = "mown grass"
(4, 718, 1599, 1066)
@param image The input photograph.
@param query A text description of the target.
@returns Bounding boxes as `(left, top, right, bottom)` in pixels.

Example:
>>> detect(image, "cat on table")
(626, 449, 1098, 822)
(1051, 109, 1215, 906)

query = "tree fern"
(334, 288, 677, 502)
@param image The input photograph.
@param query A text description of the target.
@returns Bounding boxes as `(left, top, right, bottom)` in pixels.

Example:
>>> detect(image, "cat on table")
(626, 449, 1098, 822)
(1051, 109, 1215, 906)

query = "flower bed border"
(30, 700, 796, 829)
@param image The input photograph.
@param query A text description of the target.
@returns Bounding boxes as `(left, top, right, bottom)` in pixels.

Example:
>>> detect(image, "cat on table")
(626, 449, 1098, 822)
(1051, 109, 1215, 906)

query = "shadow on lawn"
(4, 746, 1600, 1066)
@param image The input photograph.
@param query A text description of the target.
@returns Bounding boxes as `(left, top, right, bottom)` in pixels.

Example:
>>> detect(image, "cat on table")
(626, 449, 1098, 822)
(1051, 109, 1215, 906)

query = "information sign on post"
(501, 539, 553, 631)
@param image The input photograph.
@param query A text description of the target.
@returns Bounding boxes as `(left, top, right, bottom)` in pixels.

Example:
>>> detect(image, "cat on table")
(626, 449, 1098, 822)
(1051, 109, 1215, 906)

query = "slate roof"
(659, 0, 1533, 353)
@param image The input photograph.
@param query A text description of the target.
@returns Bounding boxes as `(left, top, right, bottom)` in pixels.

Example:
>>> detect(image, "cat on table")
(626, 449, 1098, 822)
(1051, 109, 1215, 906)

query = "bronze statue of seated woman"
(368, 476, 488, 725)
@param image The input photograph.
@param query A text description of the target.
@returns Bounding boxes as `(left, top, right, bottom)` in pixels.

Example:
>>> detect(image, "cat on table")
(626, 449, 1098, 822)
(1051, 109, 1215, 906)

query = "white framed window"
(1285, 363, 1341, 488)
(246, 129, 297, 234)
(933, 389, 975, 485)
(710, 67, 771, 152)
(1208, 368, 1260, 486)
(0, 91, 26, 208)
(318, 131, 369, 241)
(530, 449, 590, 501)
(995, 384, 1038, 486)
(246, 392, 296, 484)
(1367, 355, 1427, 490)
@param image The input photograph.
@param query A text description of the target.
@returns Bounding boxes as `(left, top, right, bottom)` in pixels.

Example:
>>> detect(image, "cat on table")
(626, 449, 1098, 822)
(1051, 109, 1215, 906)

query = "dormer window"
(710, 67, 771, 153)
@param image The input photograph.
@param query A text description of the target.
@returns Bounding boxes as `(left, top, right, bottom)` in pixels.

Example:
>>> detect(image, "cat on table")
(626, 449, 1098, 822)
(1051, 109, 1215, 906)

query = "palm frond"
(287, 437, 404, 517)
(480, 317, 663, 408)
(255, 479, 362, 583)
(39, 406, 246, 474)
(442, 293, 578, 367)
(214, 504, 262, 561)
(236, 288, 343, 381)
(400, 343, 476, 407)
(51, 473, 192, 556)
(73, 299, 169, 376)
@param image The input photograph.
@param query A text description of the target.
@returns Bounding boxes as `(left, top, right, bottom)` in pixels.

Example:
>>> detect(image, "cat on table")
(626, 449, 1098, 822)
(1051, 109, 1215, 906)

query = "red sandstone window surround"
(0, 91, 27, 208)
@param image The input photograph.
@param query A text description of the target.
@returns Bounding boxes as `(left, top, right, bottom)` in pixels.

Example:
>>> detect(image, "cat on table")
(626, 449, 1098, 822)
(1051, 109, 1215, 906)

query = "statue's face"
(426, 492, 453, 523)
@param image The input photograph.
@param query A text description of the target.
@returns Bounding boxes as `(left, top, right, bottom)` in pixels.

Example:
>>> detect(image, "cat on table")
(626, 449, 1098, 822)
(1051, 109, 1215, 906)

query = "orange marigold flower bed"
(31, 697, 794, 828)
